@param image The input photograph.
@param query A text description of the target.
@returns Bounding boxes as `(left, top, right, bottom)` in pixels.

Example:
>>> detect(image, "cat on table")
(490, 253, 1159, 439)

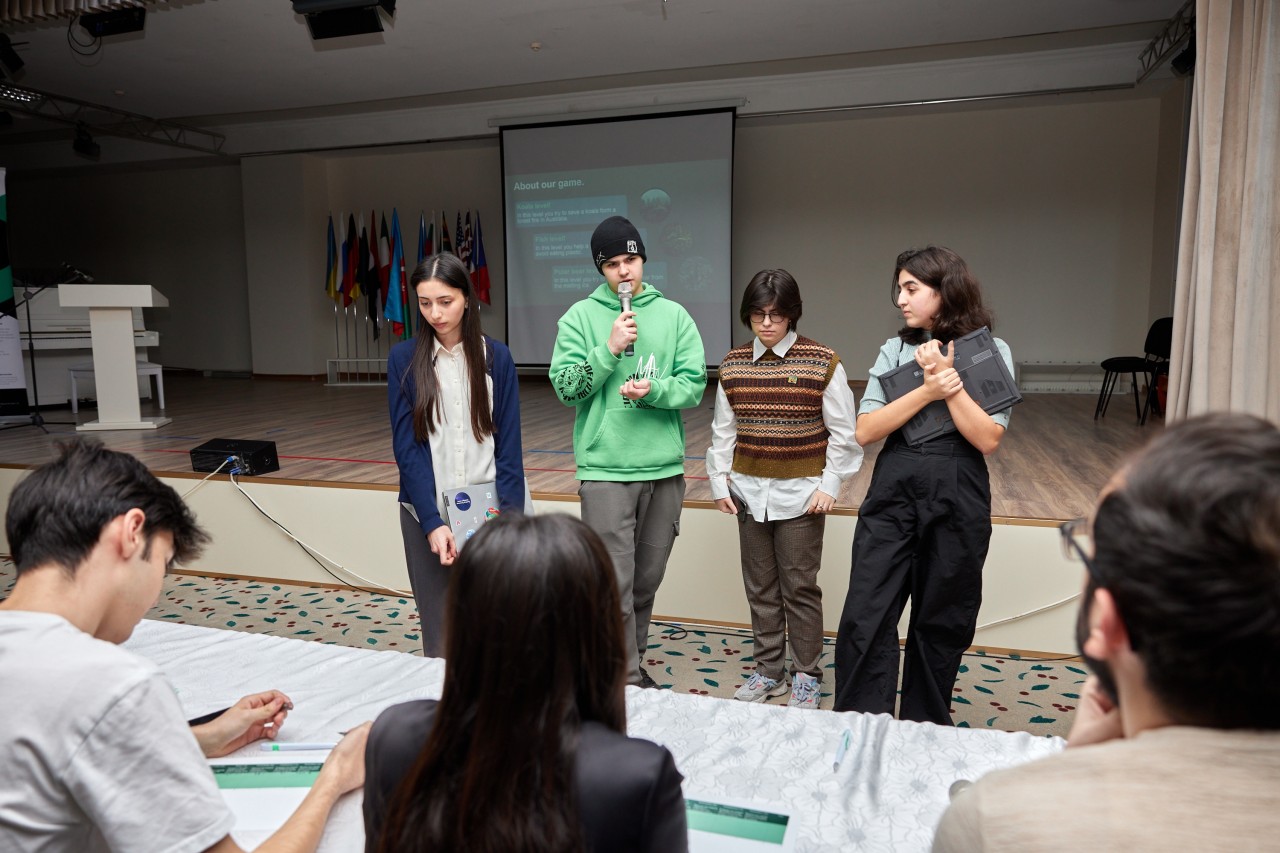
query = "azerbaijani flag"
(365, 210, 380, 337)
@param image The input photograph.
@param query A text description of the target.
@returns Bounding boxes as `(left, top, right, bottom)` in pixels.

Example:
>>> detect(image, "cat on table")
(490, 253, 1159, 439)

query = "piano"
(17, 284, 160, 408)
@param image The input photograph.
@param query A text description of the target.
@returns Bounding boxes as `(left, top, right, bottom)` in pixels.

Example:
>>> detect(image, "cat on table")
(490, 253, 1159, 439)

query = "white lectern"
(58, 284, 172, 431)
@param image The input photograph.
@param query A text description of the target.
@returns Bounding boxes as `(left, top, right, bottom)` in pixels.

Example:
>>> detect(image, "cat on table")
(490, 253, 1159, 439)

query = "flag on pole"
(462, 212, 475, 277)
(385, 210, 403, 336)
(439, 211, 453, 255)
(456, 210, 471, 271)
(472, 211, 491, 305)
(417, 211, 427, 263)
(395, 210, 411, 338)
(386, 208, 412, 339)
(367, 210, 381, 334)
(356, 213, 369, 309)
(378, 213, 391, 306)
(324, 215, 340, 302)
(360, 213, 380, 339)
(345, 213, 361, 305)
(338, 213, 350, 306)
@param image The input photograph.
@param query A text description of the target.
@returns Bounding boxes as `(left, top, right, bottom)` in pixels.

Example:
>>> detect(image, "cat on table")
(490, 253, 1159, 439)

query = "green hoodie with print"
(550, 282, 706, 481)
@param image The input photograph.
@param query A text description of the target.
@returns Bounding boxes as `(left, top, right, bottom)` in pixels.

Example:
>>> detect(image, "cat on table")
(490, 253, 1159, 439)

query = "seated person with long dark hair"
(363, 513, 688, 853)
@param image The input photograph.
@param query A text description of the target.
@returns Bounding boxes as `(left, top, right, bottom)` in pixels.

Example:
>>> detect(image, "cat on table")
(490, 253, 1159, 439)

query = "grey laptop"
(877, 327, 1023, 446)
(442, 482, 500, 547)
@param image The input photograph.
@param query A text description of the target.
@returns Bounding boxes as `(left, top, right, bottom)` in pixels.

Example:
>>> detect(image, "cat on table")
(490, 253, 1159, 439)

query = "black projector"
(190, 438, 280, 476)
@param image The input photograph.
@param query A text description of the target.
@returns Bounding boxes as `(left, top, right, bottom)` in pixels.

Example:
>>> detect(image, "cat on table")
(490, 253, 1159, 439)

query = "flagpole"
(363, 306, 371, 383)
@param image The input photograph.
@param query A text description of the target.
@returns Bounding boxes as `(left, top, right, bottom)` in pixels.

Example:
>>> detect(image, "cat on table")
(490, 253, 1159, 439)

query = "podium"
(58, 284, 172, 431)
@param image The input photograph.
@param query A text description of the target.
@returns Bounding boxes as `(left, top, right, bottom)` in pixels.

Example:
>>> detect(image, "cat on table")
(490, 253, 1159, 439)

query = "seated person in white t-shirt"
(0, 440, 370, 853)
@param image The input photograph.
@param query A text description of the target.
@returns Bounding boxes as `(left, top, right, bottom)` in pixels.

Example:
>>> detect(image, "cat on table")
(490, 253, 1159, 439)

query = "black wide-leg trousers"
(833, 436, 991, 724)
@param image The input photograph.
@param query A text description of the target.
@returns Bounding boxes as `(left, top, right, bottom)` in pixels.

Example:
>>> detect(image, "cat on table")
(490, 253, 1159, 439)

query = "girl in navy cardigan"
(388, 252, 524, 656)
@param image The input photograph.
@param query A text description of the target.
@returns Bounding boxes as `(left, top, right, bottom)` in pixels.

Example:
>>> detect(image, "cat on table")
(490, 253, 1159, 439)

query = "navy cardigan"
(388, 335, 525, 536)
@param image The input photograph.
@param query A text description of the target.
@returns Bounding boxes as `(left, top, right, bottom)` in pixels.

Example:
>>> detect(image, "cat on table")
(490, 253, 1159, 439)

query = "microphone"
(618, 282, 633, 357)
(60, 262, 94, 283)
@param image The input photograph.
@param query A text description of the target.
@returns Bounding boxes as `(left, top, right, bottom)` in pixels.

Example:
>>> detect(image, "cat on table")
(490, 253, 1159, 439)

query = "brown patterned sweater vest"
(719, 336, 839, 479)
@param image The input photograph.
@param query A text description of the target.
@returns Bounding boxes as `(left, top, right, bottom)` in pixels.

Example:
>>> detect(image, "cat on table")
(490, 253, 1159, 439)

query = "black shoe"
(638, 667, 660, 689)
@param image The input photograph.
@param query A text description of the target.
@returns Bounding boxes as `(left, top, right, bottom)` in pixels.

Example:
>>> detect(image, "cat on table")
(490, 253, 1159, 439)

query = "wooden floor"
(0, 373, 1162, 521)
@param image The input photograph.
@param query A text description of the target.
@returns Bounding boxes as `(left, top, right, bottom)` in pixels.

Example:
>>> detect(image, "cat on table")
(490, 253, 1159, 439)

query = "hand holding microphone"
(618, 282, 635, 357)
(608, 283, 637, 357)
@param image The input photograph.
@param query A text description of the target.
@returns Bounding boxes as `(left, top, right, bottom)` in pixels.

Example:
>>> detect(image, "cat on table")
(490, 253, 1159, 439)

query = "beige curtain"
(1169, 0, 1280, 422)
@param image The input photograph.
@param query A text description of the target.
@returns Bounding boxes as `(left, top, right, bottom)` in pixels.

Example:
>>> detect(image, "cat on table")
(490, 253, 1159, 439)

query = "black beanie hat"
(590, 216, 646, 272)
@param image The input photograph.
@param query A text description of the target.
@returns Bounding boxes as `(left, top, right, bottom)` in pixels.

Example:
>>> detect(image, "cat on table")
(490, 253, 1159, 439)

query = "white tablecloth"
(125, 619, 1063, 852)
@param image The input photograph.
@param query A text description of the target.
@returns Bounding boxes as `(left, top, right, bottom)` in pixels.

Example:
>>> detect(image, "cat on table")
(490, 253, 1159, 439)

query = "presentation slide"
(502, 110, 734, 366)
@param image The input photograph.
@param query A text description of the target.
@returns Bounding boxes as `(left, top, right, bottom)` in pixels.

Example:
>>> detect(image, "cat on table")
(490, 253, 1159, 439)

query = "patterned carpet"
(1, 564, 1081, 738)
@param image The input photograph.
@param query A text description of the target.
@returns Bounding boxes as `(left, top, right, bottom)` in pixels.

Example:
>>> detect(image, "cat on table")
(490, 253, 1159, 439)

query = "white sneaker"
(733, 672, 789, 703)
(788, 672, 820, 710)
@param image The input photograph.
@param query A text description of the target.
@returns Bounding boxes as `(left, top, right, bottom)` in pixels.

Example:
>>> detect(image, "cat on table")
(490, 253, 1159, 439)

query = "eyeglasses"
(1058, 517, 1097, 576)
(749, 311, 787, 324)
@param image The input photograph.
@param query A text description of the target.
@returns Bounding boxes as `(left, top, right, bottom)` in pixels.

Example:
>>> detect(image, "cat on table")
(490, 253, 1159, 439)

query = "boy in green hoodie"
(550, 215, 706, 687)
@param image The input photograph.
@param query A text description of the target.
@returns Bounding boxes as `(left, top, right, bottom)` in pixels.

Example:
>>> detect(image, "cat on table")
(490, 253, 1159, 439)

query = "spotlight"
(292, 0, 396, 41)
(1171, 34, 1195, 77)
(0, 34, 23, 76)
(72, 123, 100, 159)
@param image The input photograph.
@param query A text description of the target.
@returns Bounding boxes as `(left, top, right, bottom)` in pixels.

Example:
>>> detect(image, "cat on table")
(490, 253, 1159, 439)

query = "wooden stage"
(0, 373, 1161, 521)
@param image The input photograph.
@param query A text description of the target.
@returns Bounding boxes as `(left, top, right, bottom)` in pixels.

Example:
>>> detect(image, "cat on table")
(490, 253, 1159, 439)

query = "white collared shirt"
(426, 337, 495, 517)
(706, 330, 862, 521)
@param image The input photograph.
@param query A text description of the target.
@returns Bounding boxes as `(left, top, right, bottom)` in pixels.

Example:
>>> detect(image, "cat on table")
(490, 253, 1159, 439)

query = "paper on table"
(224, 788, 310, 832)
(212, 762, 321, 834)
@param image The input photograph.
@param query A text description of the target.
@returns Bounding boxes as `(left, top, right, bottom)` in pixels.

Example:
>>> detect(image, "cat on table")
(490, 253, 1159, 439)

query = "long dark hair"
(375, 514, 628, 853)
(404, 252, 495, 443)
(891, 246, 994, 345)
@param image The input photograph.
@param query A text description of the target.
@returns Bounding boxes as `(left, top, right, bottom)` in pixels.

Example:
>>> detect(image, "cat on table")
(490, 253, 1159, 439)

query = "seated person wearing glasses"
(932, 413, 1280, 852)
(0, 441, 369, 853)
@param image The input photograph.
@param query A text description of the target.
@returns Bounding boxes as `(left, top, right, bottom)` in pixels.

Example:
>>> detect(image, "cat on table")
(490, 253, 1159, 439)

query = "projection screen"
(501, 109, 734, 366)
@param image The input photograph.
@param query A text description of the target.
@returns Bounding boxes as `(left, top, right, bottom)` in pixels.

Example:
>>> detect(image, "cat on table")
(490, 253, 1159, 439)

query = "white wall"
(241, 154, 334, 375)
(9, 162, 252, 373)
(731, 98, 1163, 365)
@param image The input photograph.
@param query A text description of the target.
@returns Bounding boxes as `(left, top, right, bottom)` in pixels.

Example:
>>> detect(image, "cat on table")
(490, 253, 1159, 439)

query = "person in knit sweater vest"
(706, 269, 861, 709)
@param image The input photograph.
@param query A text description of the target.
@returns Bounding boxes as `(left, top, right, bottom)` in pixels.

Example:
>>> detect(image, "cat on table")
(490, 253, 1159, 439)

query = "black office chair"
(1095, 317, 1172, 424)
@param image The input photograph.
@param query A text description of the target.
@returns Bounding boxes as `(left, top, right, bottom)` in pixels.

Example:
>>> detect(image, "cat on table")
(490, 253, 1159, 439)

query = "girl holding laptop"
(834, 246, 1014, 725)
(388, 252, 525, 657)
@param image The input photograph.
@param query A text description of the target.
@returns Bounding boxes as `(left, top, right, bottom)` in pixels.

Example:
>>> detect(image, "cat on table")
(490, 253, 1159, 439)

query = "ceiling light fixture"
(0, 84, 41, 105)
